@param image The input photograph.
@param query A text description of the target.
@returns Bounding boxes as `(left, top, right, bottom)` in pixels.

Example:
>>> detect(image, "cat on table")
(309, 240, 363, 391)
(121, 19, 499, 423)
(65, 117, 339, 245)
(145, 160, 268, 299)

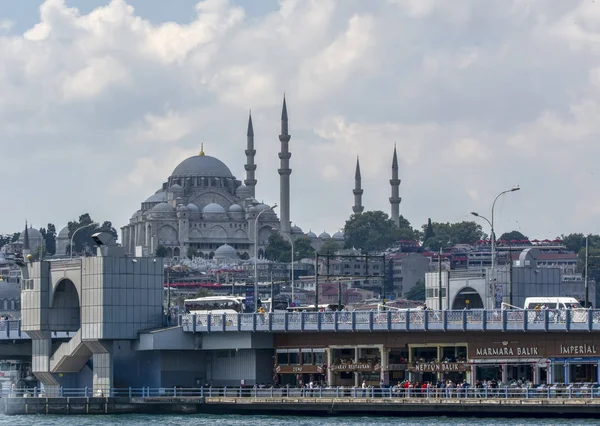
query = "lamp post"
(70, 222, 97, 259)
(279, 231, 295, 306)
(472, 185, 520, 307)
(254, 204, 277, 312)
(585, 234, 589, 308)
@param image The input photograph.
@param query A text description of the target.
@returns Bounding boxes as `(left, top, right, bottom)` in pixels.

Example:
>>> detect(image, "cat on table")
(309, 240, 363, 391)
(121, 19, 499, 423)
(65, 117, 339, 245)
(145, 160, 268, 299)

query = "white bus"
(184, 296, 245, 315)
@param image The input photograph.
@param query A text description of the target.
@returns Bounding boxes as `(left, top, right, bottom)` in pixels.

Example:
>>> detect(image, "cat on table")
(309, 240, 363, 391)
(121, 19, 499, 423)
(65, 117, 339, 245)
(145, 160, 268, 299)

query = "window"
(277, 353, 288, 365)
(314, 351, 325, 365)
(289, 352, 299, 365)
(302, 351, 312, 365)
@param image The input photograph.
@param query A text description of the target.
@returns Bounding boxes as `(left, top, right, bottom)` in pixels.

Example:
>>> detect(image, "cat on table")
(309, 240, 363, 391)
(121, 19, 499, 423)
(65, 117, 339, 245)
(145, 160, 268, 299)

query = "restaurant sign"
(275, 365, 322, 374)
(409, 362, 468, 373)
(330, 363, 380, 372)
(471, 341, 541, 358)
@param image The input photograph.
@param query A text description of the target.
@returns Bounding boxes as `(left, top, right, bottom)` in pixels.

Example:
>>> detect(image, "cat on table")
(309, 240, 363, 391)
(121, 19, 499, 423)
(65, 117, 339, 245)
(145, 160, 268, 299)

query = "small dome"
(57, 226, 70, 239)
(19, 227, 42, 242)
(291, 225, 303, 234)
(144, 191, 167, 203)
(332, 231, 345, 240)
(255, 203, 271, 212)
(202, 203, 226, 214)
(177, 204, 188, 211)
(152, 202, 175, 214)
(214, 244, 238, 260)
(186, 203, 200, 213)
(307, 231, 318, 239)
(169, 184, 183, 192)
(235, 185, 252, 200)
(228, 204, 244, 212)
(130, 210, 142, 220)
(319, 231, 331, 239)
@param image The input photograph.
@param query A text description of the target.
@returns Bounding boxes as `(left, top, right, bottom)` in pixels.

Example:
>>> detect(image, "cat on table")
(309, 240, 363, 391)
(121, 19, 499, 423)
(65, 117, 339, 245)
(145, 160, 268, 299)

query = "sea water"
(0, 415, 594, 425)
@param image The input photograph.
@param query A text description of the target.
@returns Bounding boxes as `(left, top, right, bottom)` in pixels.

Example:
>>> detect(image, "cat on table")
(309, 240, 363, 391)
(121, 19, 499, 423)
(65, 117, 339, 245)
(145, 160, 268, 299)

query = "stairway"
(49, 329, 92, 373)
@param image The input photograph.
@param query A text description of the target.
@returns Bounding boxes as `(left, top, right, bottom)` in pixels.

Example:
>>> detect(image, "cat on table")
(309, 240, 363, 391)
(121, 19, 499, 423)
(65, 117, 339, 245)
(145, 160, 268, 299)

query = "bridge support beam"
(30, 331, 60, 396)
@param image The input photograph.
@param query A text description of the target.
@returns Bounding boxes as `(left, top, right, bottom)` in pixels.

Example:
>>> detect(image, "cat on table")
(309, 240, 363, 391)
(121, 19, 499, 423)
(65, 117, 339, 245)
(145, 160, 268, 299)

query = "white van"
(523, 297, 586, 323)
(523, 297, 582, 310)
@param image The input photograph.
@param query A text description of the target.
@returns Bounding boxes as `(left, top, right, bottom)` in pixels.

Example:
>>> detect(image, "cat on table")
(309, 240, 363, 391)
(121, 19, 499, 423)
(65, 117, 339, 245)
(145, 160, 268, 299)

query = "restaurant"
(273, 331, 600, 386)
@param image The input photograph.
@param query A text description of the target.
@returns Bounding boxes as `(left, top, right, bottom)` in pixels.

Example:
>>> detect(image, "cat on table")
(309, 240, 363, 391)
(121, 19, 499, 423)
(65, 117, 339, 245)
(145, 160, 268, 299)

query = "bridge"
(181, 309, 600, 333)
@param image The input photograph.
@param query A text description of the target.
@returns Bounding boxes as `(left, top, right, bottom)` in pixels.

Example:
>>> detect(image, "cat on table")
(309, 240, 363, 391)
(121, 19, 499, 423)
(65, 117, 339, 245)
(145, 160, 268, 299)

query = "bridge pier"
(30, 331, 60, 396)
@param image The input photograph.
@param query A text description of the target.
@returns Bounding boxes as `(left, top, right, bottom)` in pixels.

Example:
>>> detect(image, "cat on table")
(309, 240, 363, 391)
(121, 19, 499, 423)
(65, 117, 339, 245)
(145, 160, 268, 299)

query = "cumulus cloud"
(1, 0, 600, 241)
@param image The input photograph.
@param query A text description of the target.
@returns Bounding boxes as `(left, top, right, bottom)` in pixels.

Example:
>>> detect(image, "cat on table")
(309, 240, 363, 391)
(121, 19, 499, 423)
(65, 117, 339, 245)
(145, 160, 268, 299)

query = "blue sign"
(245, 284, 255, 312)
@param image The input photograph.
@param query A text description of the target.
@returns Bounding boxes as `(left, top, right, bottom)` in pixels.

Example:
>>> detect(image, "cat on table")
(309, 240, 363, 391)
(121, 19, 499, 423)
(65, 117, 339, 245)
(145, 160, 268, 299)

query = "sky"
(0, 0, 599, 241)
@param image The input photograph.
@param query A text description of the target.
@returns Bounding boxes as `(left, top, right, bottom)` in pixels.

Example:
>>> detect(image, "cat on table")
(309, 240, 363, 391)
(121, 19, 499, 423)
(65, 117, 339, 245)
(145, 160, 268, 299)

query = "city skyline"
(1, 1, 599, 240)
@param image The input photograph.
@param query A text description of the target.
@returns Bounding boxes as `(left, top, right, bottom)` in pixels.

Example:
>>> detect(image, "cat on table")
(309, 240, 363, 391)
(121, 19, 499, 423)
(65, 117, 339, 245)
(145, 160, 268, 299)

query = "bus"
(286, 304, 345, 312)
(184, 296, 246, 315)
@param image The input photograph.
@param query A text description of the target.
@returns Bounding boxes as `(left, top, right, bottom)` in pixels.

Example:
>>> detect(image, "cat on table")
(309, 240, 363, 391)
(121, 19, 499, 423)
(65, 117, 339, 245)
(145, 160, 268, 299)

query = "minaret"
(353, 157, 364, 214)
(278, 96, 292, 234)
(389, 145, 401, 226)
(23, 221, 30, 259)
(244, 111, 257, 197)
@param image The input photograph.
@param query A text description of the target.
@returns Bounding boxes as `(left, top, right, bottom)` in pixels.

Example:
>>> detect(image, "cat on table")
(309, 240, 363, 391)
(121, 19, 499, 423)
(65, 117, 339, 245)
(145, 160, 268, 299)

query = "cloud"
(2, 0, 600, 242)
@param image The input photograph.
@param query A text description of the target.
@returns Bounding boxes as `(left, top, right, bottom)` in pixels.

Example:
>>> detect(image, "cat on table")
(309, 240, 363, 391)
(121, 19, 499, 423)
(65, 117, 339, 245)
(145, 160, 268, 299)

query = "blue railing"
(181, 309, 600, 333)
(5, 385, 600, 400)
(0, 321, 73, 340)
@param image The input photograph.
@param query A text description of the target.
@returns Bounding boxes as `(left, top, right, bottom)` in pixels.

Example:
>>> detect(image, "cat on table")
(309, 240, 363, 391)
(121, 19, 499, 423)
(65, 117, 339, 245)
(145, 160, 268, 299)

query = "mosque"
(10, 98, 402, 261)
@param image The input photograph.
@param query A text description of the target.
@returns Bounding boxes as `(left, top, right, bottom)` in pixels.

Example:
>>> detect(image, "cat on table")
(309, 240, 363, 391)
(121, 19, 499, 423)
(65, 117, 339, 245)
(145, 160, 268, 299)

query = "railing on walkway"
(181, 309, 600, 333)
(0, 321, 72, 340)
(3, 385, 600, 400)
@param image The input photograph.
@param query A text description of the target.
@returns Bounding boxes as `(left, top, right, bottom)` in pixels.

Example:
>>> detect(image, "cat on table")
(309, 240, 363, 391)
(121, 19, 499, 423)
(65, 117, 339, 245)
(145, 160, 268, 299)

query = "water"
(0, 415, 594, 425)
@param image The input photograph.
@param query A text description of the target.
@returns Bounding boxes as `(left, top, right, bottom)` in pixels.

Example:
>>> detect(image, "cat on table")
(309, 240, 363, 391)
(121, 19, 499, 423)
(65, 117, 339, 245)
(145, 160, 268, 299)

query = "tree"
(405, 279, 425, 301)
(344, 211, 415, 252)
(186, 246, 198, 259)
(423, 218, 434, 241)
(0, 235, 12, 250)
(265, 233, 291, 262)
(422, 221, 485, 250)
(194, 287, 213, 298)
(67, 214, 119, 255)
(499, 230, 528, 242)
(293, 236, 315, 260)
(40, 223, 57, 255)
(319, 239, 342, 256)
(562, 233, 587, 254)
(155, 245, 168, 257)
(11, 232, 19, 243)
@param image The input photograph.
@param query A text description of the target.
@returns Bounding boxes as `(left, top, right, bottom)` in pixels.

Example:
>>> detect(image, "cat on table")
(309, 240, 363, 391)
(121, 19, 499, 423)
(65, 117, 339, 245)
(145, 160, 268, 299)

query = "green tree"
(40, 223, 57, 255)
(293, 236, 315, 260)
(319, 239, 342, 256)
(0, 235, 11, 250)
(405, 279, 425, 301)
(186, 246, 198, 259)
(155, 245, 168, 257)
(562, 233, 587, 254)
(422, 221, 485, 249)
(30, 245, 47, 261)
(423, 218, 434, 241)
(11, 232, 20, 243)
(344, 211, 414, 252)
(265, 233, 291, 262)
(499, 230, 528, 242)
(67, 214, 119, 255)
(194, 287, 213, 298)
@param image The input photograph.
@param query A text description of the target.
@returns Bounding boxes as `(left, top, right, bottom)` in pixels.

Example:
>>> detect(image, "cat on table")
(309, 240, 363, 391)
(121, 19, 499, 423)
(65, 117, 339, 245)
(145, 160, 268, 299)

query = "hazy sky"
(1, 0, 599, 241)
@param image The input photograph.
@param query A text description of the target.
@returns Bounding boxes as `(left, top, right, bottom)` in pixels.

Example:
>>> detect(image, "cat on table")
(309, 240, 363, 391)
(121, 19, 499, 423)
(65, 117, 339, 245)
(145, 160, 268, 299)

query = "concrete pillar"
(596, 362, 600, 384)
(564, 363, 569, 384)
(31, 333, 60, 396)
(437, 346, 442, 383)
(355, 347, 360, 387)
(501, 364, 507, 384)
(326, 348, 333, 387)
(93, 352, 113, 396)
(471, 364, 476, 384)
(380, 345, 389, 385)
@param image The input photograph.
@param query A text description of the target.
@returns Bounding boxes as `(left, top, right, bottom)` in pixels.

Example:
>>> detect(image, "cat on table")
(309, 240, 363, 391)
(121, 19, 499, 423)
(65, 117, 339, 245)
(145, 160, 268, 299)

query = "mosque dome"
(319, 231, 331, 239)
(228, 204, 244, 213)
(169, 184, 183, 192)
(214, 244, 238, 260)
(255, 204, 272, 212)
(332, 231, 345, 240)
(19, 227, 42, 242)
(171, 154, 233, 178)
(235, 185, 252, 200)
(57, 226, 70, 239)
(307, 231, 318, 239)
(177, 204, 188, 211)
(152, 203, 175, 214)
(291, 225, 303, 234)
(144, 191, 167, 203)
(186, 203, 200, 213)
(202, 203, 226, 214)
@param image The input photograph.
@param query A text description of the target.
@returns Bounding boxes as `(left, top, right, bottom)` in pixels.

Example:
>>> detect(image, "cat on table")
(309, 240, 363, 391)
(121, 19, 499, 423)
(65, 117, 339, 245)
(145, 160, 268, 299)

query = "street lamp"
(472, 185, 520, 306)
(279, 231, 295, 307)
(254, 204, 277, 312)
(70, 223, 97, 259)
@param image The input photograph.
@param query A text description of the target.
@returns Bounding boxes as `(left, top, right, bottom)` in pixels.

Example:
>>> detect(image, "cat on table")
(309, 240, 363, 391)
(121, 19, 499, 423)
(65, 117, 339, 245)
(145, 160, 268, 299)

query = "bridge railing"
(2, 385, 599, 400)
(181, 308, 600, 333)
(0, 321, 74, 340)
